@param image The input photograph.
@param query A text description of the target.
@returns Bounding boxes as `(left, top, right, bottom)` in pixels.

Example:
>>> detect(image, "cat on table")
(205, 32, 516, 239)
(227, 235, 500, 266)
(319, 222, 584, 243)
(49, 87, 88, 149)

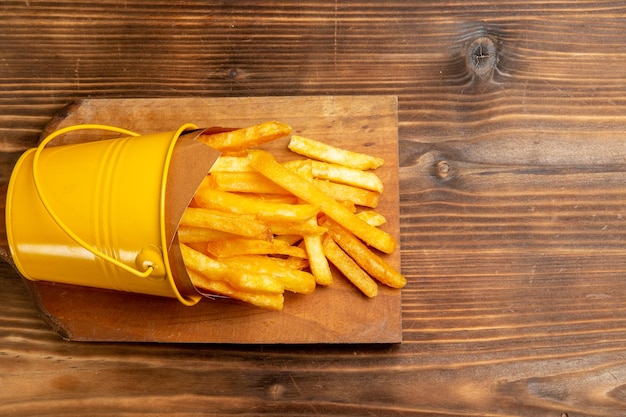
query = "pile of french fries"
(179, 121, 406, 310)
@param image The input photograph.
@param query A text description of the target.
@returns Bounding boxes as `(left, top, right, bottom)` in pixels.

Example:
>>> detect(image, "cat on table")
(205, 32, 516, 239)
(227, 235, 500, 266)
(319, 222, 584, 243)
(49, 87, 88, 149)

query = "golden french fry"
(198, 179, 299, 203)
(285, 160, 382, 208)
(310, 160, 383, 192)
(184, 241, 211, 254)
(247, 194, 300, 204)
(248, 149, 396, 254)
(274, 234, 304, 246)
(340, 201, 357, 213)
(288, 135, 384, 170)
(188, 270, 284, 310)
(212, 172, 290, 195)
(194, 187, 319, 224)
(277, 256, 309, 271)
(266, 219, 327, 236)
(325, 219, 406, 289)
(356, 210, 387, 227)
(220, 255, 316, 294)
(181, 207, 273, 241)
(181, 244, 284, 294)
(178, 225, 239, 243)
(199, 172, 299, 203)
(312, 179, 380, 208)
(283, 159, 314, 180)
(303, 232, 333, 286)
(321, 235, 378, 298)
(209, 156, 253, 173)
(206, 237, 308, 258)
(199, 121, 291, 153)
(197, 174, 218, 191)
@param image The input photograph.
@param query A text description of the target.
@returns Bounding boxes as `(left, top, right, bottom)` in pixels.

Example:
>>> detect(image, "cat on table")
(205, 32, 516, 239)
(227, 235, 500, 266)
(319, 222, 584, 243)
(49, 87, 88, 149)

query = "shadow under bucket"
(6, 123, 221, 306)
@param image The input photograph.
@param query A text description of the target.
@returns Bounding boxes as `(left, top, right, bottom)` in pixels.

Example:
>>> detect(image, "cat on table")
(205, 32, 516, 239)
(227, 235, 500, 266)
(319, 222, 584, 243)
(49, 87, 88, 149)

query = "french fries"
(220, 255, 316, 295)
(248, 149, 396, 254)
(321, 235, 378, 298)
(209, 155, 252, 173)
(181, 244, 284, 295)
(288, 134, 384, 170)
(324, 218, 406, 289)
(205, 238, 308, 258)
(179, 121, 406, 310)
(357, 210, 387, 227)
(309, 160, 384, 192)
(188, 270, 284, 310)
(302, 218, 333, 286)
(312, 179, 380, 208)
(211, 172, 290, 195)
(199, 121, 292, 154)
(178, 226, 239, 243)
(194, 186, 319, 224)
(180, 207, 272, 241)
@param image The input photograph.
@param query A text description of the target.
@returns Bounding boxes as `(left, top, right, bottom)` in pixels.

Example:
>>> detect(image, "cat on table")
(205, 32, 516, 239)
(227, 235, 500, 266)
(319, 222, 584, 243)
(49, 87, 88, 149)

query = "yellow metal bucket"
(5, 123, 215, 306)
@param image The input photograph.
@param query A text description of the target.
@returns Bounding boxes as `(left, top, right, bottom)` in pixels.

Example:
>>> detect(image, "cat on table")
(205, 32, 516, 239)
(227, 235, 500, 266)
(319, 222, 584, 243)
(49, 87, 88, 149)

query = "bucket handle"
(32, 124, 159, 278)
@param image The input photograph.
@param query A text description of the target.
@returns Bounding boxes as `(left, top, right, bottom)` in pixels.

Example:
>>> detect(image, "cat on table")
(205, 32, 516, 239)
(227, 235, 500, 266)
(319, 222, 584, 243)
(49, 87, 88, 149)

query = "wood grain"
(1, 1, 626, 416)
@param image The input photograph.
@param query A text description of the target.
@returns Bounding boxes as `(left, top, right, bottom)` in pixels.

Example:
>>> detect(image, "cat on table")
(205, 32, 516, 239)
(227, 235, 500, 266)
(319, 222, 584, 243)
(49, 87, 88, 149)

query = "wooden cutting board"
(3, 96, 402, 343)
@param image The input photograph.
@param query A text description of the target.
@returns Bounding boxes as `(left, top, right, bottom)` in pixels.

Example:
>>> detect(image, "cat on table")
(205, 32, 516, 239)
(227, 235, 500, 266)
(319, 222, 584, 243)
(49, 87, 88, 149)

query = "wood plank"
(5, 95, 402, 344)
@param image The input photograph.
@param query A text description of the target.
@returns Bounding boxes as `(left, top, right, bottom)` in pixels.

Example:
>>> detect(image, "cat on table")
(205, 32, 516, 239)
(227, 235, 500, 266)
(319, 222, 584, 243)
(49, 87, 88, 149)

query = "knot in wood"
(267, 383, 286, 400)
(227, 67, 240, 80)
(467, 36, 497, 78)
(436, 160, 450, 178)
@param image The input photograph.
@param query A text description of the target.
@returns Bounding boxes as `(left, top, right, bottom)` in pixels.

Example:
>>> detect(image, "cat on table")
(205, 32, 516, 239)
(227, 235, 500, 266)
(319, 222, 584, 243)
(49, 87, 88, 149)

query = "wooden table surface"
(1, 1, 625, 416)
